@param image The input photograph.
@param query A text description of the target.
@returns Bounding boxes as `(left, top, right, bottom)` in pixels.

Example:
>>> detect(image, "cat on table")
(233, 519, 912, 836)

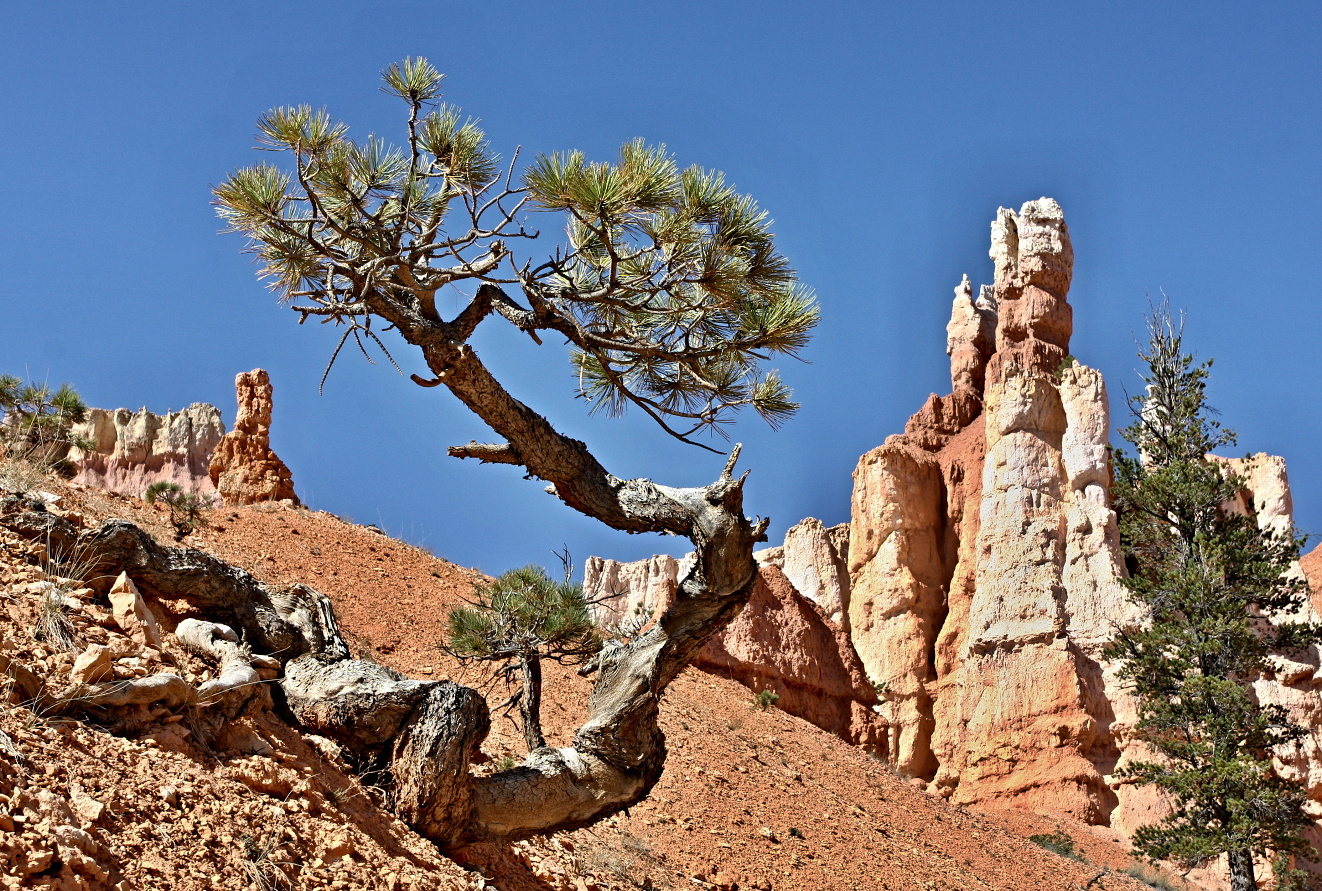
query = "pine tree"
(1106, 305, 1320, 891)
(144, 481, 213, 540)
(0, 375, 92, 465)
(445, 565, 601, 752)
(213, 58, 813, 842)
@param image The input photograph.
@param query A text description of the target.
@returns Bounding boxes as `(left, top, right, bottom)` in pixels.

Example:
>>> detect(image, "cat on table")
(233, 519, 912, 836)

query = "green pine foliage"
(145, 481, 212, 540)
(214, 57, 817, 446)
(1105, 305, 1320, 890)
(446, 565, 600, 662)
(0, 375, 93, 461)
(446, 565, 601, 752)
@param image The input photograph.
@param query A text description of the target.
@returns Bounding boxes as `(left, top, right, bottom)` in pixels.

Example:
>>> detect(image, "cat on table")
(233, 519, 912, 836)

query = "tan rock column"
(209, 369, 299, 506)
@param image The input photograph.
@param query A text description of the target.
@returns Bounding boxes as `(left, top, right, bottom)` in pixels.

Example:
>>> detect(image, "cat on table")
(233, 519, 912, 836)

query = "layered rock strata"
(847, 200, 1322, 864)
(70, 404, 223, 498)
(209, 369, 298, 506)
(847, 199, 1138, 820)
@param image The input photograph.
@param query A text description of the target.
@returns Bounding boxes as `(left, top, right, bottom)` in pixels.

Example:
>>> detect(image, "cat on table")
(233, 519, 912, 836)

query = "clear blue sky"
(3, 3, 1320, 574)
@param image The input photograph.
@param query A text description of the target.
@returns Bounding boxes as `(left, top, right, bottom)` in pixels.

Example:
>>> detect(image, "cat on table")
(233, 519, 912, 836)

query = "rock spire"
(208, 369, 298, 507)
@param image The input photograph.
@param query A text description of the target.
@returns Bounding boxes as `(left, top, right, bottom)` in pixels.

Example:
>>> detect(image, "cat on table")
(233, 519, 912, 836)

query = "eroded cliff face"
(755, 518, 852, 627)
(583, 555, 884, 752)
(843, 199, 1133, 820)
(843, 199, 1322, 882)
(209, 369, 299, 507)
(69, 404, 224, 498)
(586, 200, 1322, 878)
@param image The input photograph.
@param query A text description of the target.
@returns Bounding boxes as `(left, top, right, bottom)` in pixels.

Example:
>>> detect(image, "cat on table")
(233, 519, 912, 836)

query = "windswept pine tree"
(0, 376, 91, 464)
(1106, 305, 1320, 891)
(214, 58, 817, 847)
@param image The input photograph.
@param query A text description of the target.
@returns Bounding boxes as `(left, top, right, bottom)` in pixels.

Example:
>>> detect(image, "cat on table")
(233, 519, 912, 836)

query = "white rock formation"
(70, 404, 223, 498)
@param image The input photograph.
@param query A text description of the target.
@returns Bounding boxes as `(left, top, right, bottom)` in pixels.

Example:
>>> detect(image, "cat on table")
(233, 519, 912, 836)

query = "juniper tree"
(1106, 306, 1319, 891)
(446, 565, 601, 752)
(214, 58, 816, 846)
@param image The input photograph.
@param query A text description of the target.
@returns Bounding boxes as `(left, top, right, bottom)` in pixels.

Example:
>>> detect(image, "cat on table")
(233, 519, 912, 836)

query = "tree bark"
(520, 653, 546, 752)
(1227, 849, 1256, 891)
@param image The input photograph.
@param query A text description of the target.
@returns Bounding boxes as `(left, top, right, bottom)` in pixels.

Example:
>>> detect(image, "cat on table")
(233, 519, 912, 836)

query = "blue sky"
(3, 3, 1320, 574)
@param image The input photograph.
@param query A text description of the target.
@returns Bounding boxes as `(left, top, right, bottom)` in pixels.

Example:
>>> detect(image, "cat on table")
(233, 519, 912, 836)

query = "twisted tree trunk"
(519, 653, 545, 752)
(1227, 850, 1255, 891)
(4, 393, 763, 850)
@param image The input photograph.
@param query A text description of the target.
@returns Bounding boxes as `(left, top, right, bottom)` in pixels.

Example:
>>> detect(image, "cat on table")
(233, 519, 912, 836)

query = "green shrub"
(752, 688, 780, 711)
(145, 481, 213, 539)
(0, 375, 94, 472)
(446, 564, 601, 751)
(1121, 863, 1181, 891)
(1029, 829, 1081, 860)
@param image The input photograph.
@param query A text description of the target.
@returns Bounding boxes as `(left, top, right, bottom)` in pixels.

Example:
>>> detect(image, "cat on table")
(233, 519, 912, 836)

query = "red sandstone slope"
(0, 479, 1178, 890)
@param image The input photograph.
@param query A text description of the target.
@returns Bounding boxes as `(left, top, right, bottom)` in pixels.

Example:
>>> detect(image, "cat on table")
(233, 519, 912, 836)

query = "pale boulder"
(107, 572, 161, 647)
(846, 442, 945, 776)
(69, 644, 114, 685)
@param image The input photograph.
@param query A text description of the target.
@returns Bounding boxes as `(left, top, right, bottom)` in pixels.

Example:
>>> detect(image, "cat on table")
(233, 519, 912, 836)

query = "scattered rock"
(108, 572, 162, 647)
(69, 643, 114, 685)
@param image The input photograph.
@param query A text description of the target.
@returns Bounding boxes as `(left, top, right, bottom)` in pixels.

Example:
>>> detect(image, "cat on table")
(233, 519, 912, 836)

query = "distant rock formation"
(755, 518, 851, 627)
(587, 199, 1322, 885)
(209, 369, 298, 507)
(694, 564, 886, 753)
(847, 198, 1131, 821)
(70, 404, 223, 498)
(583, 555, 883, 752)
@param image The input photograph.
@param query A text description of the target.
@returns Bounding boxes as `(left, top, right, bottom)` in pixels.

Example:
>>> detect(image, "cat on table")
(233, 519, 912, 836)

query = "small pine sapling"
(145, 481, 212, 540)
(446, 564, 602, 752)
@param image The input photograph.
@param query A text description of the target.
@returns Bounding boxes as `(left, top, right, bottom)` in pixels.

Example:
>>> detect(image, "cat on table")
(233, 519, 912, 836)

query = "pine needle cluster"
(214, 57, 816, 445)
(145, 481, 212, 540)
(0, 375, 93, 468)
(1105, 305, 1320, 890)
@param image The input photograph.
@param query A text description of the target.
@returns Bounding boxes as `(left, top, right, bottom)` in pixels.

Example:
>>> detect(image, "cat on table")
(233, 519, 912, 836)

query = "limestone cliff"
(844, 199, 1134, 820)
(754, 517, 851, 627)
(69, 404, 224, 498)
(845, 199, 1322, 874)
(209, 369, 298, 507)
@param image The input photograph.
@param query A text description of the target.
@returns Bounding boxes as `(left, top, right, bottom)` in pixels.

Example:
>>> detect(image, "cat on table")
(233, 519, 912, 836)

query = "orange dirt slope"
(0, 479, 1180, 890)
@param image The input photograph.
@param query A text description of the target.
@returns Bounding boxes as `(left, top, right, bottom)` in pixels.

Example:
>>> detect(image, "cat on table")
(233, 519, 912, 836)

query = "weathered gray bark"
(368, 287, 767, 844)
(1227, 849, 1256, 891)
(519, 653, 545, 752)
(175, 619, 262, 718)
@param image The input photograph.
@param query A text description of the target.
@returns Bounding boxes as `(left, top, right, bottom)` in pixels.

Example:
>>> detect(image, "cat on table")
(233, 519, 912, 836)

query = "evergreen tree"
(446, 565, 601, 752)
(144, 481, 212, 540)
(1106, 305, 1320, 891)
(0, 375, 92, 463)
